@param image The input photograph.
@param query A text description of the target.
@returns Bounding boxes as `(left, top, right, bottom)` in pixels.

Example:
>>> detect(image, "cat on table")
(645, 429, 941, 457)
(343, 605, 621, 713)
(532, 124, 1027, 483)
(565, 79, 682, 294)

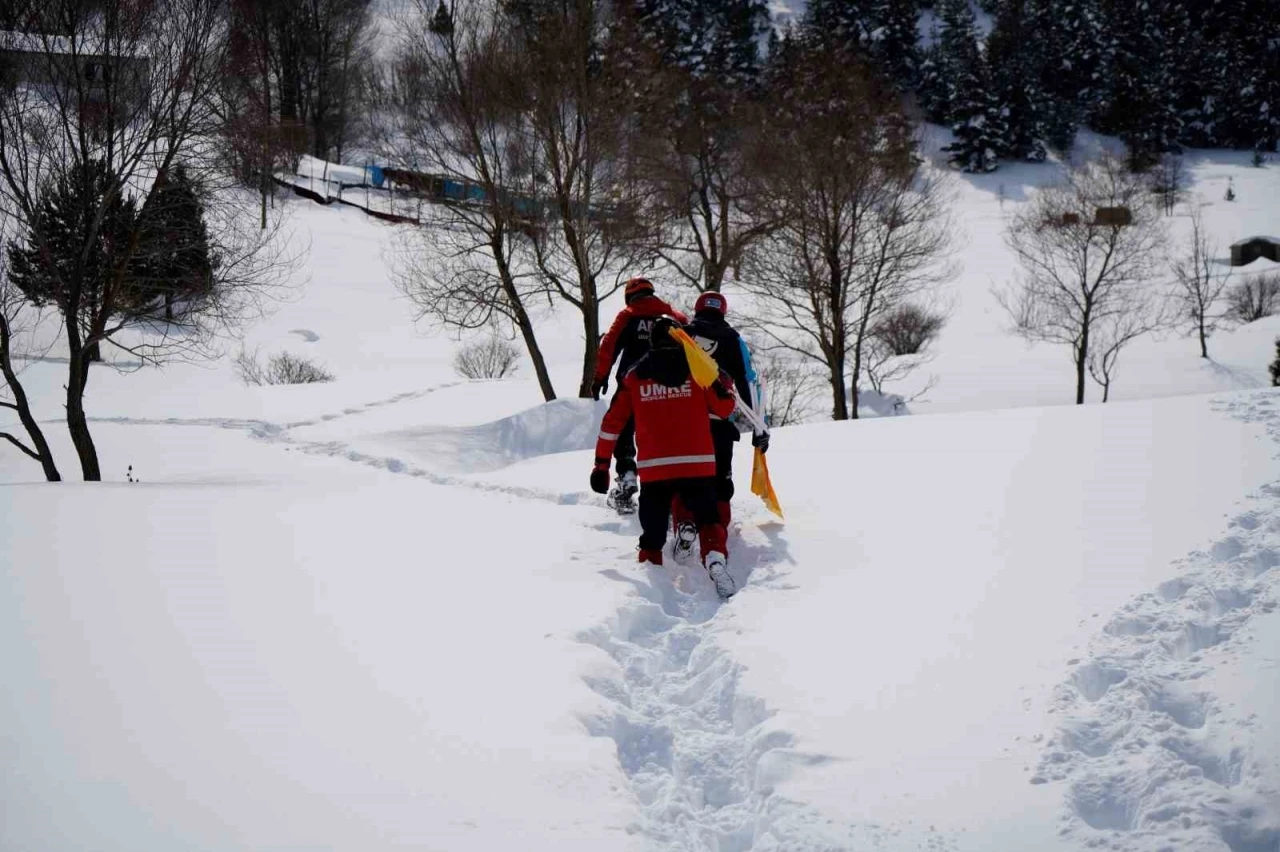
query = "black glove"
(752, 431, 770, 454)
(590, 466, 610, 494)
(591, 378, 607, 401)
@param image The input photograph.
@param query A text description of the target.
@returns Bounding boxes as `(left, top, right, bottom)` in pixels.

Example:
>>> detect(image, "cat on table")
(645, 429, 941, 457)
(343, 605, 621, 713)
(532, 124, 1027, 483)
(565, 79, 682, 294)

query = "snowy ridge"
(89, 388, 601, 505)
(579, 523, 844, 851)
(1036, 392, 1280, 851)
(349, 397, 609, 474)
(92, 385, 845, 850)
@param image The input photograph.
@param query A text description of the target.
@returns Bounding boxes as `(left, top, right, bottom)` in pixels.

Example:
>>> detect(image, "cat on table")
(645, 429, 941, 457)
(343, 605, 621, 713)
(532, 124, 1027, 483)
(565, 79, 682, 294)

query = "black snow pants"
(709, 419, 740, 503)
(638, 477, 720, 552)
(610, 388, 637, 476)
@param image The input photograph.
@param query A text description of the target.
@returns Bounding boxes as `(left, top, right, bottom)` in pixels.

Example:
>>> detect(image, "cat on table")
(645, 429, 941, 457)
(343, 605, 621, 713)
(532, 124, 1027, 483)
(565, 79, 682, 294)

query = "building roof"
(1231, 235, 1280, 248)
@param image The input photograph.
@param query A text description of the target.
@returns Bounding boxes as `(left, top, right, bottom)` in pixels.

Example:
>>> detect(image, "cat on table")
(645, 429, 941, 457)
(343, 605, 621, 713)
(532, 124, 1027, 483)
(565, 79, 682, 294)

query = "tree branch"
(0, 431, 40, 461)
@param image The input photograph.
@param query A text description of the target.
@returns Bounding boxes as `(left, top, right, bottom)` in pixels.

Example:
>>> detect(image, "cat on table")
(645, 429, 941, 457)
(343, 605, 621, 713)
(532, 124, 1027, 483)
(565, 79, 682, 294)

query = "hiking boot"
(704, 551, 736, 599)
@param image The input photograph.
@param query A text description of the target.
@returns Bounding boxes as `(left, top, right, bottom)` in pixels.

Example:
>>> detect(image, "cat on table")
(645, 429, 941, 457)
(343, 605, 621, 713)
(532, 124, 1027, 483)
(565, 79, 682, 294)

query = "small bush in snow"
(871, 304, 946, 356)
(757, 353, 822, 427)
(454, 337, 520, 380)
(1226, 274, 1280, 325)
(1270, 340, 1280, 387)
(1149, 154, 1185, 215)
(235, 348, 335, 385)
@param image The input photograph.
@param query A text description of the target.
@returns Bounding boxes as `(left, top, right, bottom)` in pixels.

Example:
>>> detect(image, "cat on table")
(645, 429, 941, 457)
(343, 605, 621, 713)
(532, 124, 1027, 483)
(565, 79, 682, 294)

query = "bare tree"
(453, 335, 519, 379)
(615, 7, 775, 294)
(1226, 273, 1280, 324)
(998, 152, 1167, 405)
(223, 0, 284, 229)
(741, 45, 953, 420)
(0, 0, 293, 480)
(756, 351, 822, 427)
(1171, 207, 1230, 358)
(219, 0, 373, 218)
(500, 0, 654, 397)
(863, 338, 936, 398)
(300, 0, 375, 161)
(0, 231, 60, 481)
(234, 347, 334, 385)
(387, 0, 556, 401)
(1085, 304, 1162, 403)
(1149, 153, 1185, 216)
(870, 302, 947, 356)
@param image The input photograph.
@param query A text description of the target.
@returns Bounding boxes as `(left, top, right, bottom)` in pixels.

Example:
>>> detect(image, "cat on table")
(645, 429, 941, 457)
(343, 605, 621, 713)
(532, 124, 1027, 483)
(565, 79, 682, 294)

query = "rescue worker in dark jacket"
(591, 277, 688, 511)
(672, 291, 767, 559)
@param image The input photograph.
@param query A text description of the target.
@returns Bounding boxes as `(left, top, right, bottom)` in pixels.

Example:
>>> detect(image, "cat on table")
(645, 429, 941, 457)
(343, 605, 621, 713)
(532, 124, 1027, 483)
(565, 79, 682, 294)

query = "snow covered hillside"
(3, 376, 1279, 851)
(4, 152, 1280, 851)
(890, 136, 1280, 414)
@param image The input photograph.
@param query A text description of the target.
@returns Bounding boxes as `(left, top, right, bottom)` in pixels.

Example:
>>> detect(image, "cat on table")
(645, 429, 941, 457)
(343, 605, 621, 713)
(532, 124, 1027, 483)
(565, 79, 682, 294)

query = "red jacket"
(596, 367, 735, 482)
(594, 296, 689, 384)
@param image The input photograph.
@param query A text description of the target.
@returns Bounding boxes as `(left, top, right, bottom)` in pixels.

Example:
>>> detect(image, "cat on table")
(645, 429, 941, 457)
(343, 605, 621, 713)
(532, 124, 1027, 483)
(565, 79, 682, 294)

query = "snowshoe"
(672, 521, 698, 563)
(705, 552, 736, 599)
(607, 471, 638, 515)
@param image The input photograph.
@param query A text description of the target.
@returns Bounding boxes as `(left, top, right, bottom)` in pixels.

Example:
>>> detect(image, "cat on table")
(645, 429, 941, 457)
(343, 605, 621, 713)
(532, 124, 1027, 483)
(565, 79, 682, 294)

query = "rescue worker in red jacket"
(591, 278, 688, 512)
(590, 317, 738, 598)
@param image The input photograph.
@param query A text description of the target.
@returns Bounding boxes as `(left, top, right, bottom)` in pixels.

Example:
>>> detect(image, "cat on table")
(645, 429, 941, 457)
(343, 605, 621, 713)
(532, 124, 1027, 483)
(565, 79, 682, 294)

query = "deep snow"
(4, 147, 1280, 851)
(4, 383, 1279, 851)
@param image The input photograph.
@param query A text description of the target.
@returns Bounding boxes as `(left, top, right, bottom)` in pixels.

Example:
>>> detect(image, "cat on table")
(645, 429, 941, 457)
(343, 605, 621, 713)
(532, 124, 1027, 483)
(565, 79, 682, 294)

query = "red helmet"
(624, 277, 655, 304)
(695, 291, 728, 315)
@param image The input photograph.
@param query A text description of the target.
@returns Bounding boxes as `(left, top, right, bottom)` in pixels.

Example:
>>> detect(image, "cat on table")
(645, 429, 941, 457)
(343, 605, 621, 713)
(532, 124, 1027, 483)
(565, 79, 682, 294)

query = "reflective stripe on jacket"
(595, 368, 735, 482)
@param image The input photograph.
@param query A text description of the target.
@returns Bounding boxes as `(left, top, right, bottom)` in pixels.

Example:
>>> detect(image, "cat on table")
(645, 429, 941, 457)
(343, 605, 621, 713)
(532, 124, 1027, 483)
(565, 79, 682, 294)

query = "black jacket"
(685, 310, 754, 411)
(594, 296, 688, 384)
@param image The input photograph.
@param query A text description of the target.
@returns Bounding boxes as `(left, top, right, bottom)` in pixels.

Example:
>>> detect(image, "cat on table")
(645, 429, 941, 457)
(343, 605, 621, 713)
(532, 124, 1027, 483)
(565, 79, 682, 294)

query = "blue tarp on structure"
(442, 180, 488, 202)
(367, 165, 385, 188)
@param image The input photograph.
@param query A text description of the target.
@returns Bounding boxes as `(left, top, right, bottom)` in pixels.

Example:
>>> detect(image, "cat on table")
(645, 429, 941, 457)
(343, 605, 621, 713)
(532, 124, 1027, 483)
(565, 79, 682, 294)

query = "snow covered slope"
(4, 152, 1280, 851)
(4, 377, 1280, 850)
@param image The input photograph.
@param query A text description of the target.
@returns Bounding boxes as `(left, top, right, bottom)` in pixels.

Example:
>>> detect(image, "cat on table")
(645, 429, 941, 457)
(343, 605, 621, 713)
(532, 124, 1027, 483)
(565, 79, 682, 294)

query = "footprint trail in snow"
(1037, 390, 1280, 852)
(578, 531, 844, 852)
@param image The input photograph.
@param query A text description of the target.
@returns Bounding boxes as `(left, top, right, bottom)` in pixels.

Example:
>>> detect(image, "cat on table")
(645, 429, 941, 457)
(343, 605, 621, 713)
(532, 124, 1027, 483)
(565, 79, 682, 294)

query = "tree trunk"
(260, 43, 272, 231)
(850, 333, 864, 421)
(704, 258, 726, 293)
(1075, 321, 1089, 405)
(1199, 320, 1208, 358)
(828, 348, 848, 420)
(829, 372, 848, 420)
(65, 351, 102, 481)
(513, 298, 556, 402)
(165, 292, 174, 321)
(493, 240, 556, 402)
(87, 340, 102, 362)
(0, 314, 61, 481)
(578, 287, 599, 398)
(1074, 349, 1087, 404)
